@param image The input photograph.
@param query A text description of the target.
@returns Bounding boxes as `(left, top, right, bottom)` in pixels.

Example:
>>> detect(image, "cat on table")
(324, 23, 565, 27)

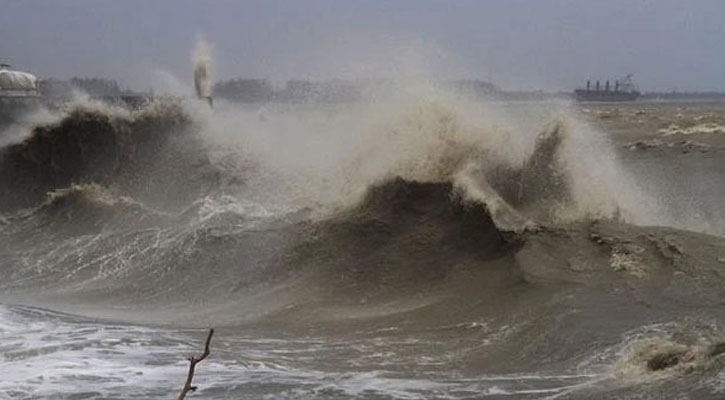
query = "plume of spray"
(179, 39, 671, 231)
(192, 37, 214, 107)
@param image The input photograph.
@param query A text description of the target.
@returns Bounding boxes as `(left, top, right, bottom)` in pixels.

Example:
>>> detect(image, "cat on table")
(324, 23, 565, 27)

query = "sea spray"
(192, 37, 214, 106)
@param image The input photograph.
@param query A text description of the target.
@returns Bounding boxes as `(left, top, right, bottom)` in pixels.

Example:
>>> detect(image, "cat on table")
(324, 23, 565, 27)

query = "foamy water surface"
(0, 304, 607, 399)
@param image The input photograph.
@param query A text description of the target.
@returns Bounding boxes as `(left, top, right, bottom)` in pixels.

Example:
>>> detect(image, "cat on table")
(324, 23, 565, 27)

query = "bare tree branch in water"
(177, 328, 214, 400)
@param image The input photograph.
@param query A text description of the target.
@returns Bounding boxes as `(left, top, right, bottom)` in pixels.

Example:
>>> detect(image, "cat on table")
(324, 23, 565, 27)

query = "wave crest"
(0, 100, 193, 211)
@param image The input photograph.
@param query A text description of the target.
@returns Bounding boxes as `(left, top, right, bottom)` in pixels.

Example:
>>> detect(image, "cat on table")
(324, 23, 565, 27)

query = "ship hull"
(574, 89, 639, 102)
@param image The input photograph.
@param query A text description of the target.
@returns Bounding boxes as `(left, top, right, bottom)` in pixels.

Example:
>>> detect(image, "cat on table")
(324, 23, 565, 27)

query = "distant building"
(280, 80, 321, 101)
(213, 79, 274, 102)
(38, 78, 74, 98)
(69, 78, 122, 97)
(448, 80, 500, 98)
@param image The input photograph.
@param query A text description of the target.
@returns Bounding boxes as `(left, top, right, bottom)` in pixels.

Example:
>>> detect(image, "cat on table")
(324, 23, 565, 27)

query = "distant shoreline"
(1, 90, 724, 111)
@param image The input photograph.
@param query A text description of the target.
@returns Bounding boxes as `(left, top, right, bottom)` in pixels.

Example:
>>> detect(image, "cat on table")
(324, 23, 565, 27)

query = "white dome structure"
(0, 65, 39, 96)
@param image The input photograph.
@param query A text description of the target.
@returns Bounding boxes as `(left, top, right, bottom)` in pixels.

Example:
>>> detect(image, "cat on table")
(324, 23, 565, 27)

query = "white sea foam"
(0, 304, 603, 399)
(659, 122, 725, 136)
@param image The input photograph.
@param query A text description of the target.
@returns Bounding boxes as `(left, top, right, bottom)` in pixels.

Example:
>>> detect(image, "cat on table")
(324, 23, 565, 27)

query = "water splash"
(192, 36, 214, 106)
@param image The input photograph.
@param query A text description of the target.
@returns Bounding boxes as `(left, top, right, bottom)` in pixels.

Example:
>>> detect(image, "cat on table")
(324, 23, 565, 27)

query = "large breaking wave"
(2, 93, 725, 399)
(0, 93, 705, 307)
(0, 96, 594, 304)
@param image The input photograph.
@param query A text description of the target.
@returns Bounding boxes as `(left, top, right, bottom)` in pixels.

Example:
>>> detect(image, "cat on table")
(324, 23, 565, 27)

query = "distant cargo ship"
(574, 75, 639, 102)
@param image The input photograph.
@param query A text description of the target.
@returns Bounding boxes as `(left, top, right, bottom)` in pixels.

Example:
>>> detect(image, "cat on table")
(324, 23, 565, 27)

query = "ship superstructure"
(574, 74, 639, 102)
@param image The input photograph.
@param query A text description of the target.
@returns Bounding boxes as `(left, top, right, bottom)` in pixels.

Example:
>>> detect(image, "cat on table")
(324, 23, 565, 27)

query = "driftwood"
(177, 328, 214, 400)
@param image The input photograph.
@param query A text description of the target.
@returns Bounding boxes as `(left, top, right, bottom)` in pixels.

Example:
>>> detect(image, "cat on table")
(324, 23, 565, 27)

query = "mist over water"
(2, 53, 725, 399)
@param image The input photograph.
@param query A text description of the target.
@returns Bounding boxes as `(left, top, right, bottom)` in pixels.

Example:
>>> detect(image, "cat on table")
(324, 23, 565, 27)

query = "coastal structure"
(0, 64, 39, 97)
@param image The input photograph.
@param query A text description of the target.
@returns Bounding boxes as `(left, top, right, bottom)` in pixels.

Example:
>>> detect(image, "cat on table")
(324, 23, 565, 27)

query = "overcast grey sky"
(1, 0, 723, 92)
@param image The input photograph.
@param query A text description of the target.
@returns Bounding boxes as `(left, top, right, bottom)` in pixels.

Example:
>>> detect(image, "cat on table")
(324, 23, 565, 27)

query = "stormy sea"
(2, 92, 725, 399)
